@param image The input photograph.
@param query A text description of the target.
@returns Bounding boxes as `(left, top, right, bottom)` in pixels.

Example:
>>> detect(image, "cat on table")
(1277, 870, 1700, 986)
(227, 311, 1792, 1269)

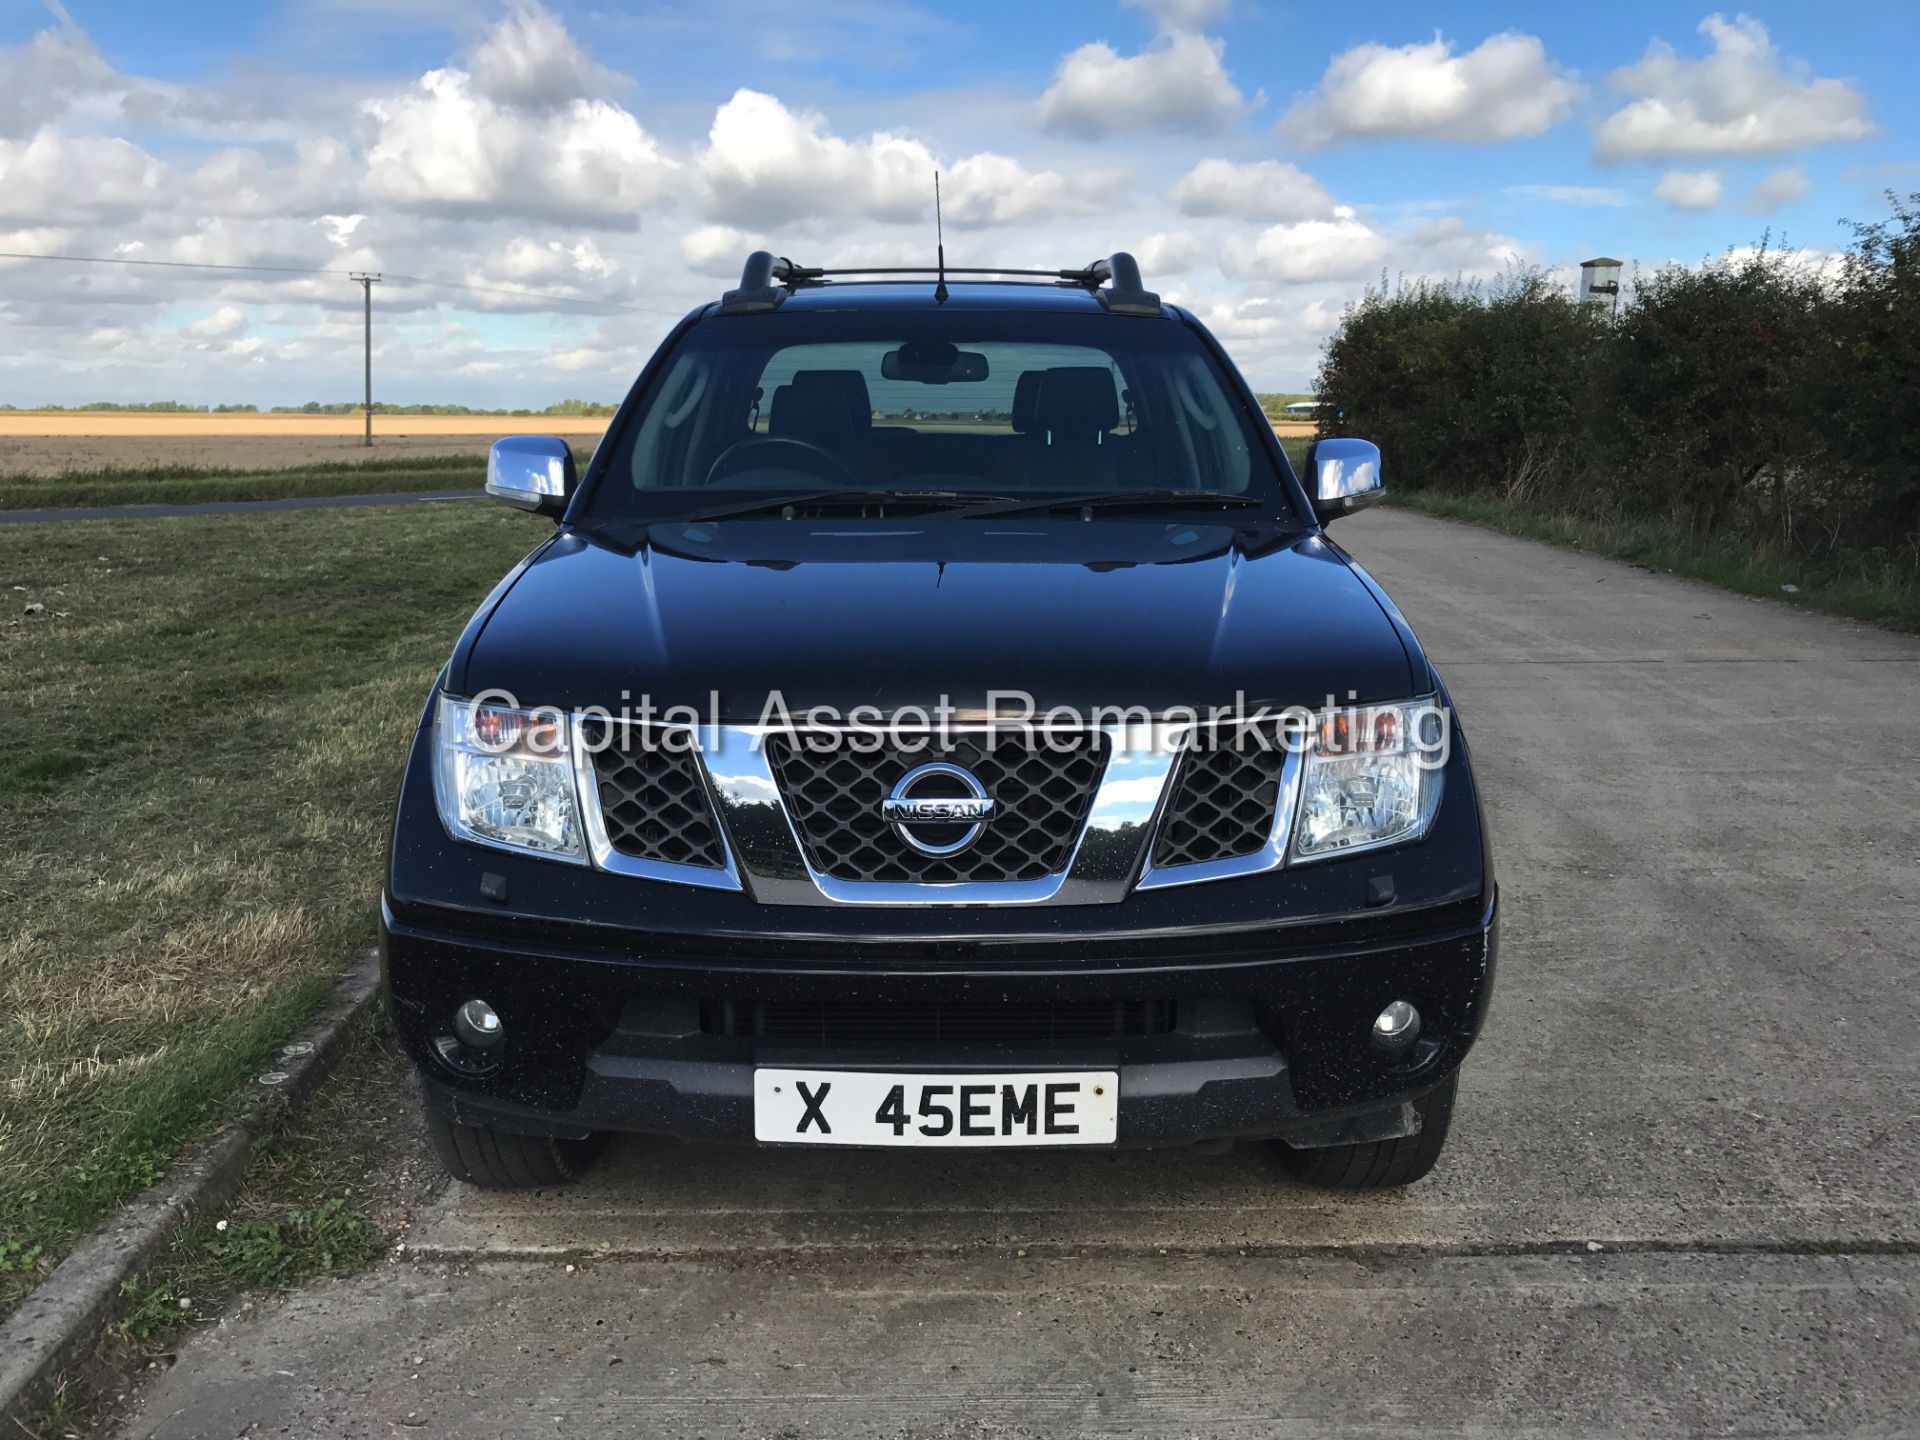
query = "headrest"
(789, 369, 872, 430)
(769, 379, 854, 442)
(1010, 371, 1042, 433)
(1034, 366, 1120, 441)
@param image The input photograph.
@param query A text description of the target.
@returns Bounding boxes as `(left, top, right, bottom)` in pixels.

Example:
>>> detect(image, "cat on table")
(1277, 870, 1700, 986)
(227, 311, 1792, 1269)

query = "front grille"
(583, 720, 728, 870)
(1151, 724, 1290, 868)
(701, 997, 1176, 1046)
(765, 730, 1107, 884)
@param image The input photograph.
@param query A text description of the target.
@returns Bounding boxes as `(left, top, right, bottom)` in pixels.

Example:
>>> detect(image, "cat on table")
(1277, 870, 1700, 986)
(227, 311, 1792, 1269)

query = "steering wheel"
(705, 435, 853, 488)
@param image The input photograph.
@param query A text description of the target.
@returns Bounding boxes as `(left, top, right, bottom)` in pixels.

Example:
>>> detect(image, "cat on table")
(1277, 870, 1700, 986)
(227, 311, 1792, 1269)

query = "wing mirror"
(1306, 437, 1384, 522)
(487, 435, 577, 519)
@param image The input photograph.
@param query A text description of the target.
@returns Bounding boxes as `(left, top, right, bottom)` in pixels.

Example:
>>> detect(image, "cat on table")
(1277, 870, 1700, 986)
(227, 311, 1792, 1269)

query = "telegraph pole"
(350, 272, 381, 446)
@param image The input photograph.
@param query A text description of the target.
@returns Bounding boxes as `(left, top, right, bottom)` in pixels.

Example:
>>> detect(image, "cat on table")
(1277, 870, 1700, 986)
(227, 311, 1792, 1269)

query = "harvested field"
(1, 413, 1312, 479)
(0, 412, 612, 477)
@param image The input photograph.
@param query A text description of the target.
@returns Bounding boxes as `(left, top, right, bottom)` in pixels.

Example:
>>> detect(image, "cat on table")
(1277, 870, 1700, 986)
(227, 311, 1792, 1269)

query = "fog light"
(453, 998, 504, 1051)
(1371, 1000, 1420, 1056)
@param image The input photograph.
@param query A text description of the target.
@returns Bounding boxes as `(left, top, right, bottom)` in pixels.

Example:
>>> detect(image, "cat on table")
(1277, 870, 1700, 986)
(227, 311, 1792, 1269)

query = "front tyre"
(422, 1101, 606, 1189)
(1273, 1072, 1458, 1190)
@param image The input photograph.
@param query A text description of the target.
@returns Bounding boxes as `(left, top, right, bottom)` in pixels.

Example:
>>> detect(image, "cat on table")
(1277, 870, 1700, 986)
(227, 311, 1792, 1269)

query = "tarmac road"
(0, 489, 484, 524)
(118, 508, 1920, 1438)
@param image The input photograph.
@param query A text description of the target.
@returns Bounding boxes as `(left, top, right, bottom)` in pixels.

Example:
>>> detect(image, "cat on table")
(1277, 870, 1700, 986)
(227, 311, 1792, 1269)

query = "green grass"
(15, 1019, 428, 1436)
(0, 502, 544, 1319)
(0, 454, 491, 511)
(1388, 489, 1920, 635)
(118, 1197, 379, 1343)
(110, 1018, 417, 1351)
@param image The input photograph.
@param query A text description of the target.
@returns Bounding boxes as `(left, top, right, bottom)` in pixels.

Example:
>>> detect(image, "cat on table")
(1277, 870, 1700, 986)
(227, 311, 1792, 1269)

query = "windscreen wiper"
(949, 489, 1269, 520)
(660, 489, 1016, 525)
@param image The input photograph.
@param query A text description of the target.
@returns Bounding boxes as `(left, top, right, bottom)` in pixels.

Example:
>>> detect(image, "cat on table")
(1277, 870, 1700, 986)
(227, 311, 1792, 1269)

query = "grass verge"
(0, 455, 492, 511)
(0, 501, 540, 1322)
(22, 1016, 438, 1439)
(1387, 489, 1920, 635)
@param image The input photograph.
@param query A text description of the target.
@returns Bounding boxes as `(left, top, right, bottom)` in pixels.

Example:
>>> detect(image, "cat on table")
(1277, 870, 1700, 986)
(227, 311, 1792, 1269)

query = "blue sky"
(0, 0, 1911, 405)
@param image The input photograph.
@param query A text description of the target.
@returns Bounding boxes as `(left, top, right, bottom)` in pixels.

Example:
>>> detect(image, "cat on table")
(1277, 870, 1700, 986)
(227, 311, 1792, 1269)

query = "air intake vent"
(702, 998, 1176, 1047)
(1152, 726, 1289, 869)
(582, 720, 728, 870)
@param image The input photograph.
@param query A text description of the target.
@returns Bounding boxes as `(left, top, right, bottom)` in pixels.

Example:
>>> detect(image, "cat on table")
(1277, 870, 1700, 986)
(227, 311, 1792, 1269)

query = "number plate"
(753, 1069, 1119, 1147)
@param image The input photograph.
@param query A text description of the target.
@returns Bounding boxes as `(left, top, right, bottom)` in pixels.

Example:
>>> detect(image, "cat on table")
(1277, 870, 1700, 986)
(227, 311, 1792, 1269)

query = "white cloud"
(943, 153, 1119, 225)
(1037, 31, 1250, 139)
(550, 346, 615, 373)
(186, 139, 358, 220)
(1746, 166, 1810, 212)
(466, 0, 618, 110)
(1169, 159, 1335, 222)
(321, 213, 365, 247)
(1279, 31, 1582, 147)
(0, 23, 119, 138)
(1135, 231, 1203, 274)
(0, 133, 164, 224)
(1393, 217, 1534, 278)
(1222, 211, 1390, 283)
(1718, 243, 1845, 283)
(473, 236, 617, 291)
(1595, 14, 1876, 162)
(1506, 183, 1632, 207)
(363, 6, 676, 227)
(700, 90, 928, 226)
(1653, 168, 1723, 210)
(699, 90, 1115, 228)
(1123, 0, 1231, 30)
(681, 224, 765, 276)
(182, 306, 247, 339)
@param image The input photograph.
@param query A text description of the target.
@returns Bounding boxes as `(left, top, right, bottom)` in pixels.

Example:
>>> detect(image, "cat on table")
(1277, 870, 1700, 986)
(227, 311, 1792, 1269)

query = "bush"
(1317, 273, 1606, 505)
(1311, 193, 1920, 598)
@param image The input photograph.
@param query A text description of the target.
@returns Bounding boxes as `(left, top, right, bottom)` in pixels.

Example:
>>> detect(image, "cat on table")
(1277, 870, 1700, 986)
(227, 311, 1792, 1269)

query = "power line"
(0, 250, 342, 277)
(0, 248, 686, 315)
(0, 245, 687, 438)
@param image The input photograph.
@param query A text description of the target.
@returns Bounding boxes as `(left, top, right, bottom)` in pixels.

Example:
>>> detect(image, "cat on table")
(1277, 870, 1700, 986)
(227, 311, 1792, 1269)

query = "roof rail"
(1083, 252, 1161, 317)
(714, 249, 1164, 317)
(718, 251, 801, 315)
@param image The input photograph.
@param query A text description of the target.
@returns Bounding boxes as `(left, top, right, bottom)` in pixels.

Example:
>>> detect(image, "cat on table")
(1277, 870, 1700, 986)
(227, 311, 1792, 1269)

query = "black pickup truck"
(382, 251, 1497, 1190)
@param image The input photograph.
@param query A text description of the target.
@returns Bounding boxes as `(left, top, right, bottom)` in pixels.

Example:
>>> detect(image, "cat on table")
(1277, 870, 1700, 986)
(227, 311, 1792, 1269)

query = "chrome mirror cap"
(1307, 437, 1384, 522)
(487, 435, 577, 517)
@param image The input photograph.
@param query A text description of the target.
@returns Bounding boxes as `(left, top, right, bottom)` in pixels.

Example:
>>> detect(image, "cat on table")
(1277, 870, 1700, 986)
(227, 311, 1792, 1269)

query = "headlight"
(1288, 699, 1447, 862)
(432, 694, 585, 861)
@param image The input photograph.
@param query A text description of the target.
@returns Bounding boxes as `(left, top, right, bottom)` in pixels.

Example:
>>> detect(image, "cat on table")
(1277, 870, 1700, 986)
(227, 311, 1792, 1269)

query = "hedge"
(1313, 192, 1920, 602)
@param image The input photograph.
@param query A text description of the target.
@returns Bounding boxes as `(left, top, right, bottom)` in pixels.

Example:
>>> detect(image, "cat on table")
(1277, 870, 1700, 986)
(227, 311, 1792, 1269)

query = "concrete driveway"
(120, 509, 1920, 1438)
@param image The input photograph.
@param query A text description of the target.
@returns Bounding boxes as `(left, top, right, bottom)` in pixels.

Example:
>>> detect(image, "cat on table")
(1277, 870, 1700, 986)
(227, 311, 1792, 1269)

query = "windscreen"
(586, 308, 1288, 518)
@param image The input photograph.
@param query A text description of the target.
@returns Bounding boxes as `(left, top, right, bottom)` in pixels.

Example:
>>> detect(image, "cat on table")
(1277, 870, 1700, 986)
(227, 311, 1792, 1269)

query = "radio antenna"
(933, 171, 948, 304)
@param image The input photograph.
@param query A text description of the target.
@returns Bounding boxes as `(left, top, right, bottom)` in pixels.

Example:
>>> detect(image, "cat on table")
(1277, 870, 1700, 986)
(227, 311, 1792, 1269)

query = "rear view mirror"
(882, 339, 989, 385)
(1307, 438, 1384, 522)
(487, 435, 577, 519)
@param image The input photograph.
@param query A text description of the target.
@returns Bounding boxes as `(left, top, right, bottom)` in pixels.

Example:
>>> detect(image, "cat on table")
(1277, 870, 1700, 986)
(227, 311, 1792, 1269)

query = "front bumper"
(384, 890, 1498, 1150)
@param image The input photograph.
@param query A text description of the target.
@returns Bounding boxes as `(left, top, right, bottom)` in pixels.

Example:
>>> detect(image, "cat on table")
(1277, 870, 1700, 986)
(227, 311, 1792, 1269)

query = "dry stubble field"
(0, 412, 1316, 479)
(0, 412, 614, 477)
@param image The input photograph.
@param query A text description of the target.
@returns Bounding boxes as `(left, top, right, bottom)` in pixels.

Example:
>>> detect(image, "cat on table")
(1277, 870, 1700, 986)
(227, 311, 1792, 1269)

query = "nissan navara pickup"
(382, 251, 1498, 1190)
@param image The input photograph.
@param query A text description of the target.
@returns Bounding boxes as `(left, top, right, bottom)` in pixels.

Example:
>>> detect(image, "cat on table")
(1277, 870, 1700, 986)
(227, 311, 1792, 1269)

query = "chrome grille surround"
(702, 720, 1185, 907)
(566, 715, 1310, 904)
